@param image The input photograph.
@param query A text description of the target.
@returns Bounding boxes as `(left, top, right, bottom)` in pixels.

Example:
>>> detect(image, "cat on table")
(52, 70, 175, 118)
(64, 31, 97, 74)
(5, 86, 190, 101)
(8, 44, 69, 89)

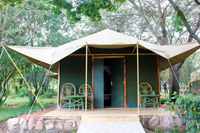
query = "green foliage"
(161, 97, 170, 104)
(50, 0, 126, 22)
(165, 93, 200, 132)
(17, 87, 28, 97)
(41, 89, 55, 98)
(172, 14, 184, 32)
(179, 53, 199, 85)
(0, 0, 23, 10)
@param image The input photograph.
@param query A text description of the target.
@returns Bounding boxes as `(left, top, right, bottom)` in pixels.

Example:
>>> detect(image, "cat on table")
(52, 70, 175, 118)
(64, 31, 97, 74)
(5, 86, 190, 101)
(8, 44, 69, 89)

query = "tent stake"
(2, 45, 45, 111)
(137, 43, 140, 113)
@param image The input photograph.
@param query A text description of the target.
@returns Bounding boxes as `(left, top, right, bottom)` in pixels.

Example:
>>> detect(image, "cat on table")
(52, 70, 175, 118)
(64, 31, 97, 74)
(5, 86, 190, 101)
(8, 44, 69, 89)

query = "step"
(77, 121, 145, 133)
(81, 114, 140, 122)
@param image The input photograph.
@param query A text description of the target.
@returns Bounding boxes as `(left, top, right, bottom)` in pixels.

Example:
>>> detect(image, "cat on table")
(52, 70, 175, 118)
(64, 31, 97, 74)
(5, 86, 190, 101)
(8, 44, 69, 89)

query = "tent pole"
(2, 45, 45, 110)
(85, 44, 88, 114)
(137, 43, 140, 113)
(57, 61, 60, 109)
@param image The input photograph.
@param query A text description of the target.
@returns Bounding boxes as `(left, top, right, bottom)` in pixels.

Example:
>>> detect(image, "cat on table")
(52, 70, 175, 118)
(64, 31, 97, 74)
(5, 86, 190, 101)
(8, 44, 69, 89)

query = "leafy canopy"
(50, 0, 126, 22)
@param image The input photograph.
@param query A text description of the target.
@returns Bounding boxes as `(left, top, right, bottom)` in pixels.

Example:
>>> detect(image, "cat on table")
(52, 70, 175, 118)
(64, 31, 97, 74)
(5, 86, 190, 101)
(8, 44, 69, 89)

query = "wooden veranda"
(42, 108, 172, 122)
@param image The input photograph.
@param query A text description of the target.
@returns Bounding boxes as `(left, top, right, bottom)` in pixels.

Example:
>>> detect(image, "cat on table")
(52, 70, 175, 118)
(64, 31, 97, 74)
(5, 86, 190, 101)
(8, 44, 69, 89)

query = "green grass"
(4, 97, 57, 105)
(0, 103, 54, 121)
(0, 96, 57, 121)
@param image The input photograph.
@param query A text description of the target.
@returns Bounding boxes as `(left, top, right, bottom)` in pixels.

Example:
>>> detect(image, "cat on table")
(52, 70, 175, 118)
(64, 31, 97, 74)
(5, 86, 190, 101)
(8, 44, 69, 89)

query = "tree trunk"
(169, 62, 183, 102)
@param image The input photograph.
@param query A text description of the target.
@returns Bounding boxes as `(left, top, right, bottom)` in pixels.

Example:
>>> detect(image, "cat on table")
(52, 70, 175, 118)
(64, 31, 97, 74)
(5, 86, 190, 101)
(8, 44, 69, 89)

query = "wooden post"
(137, 43, 140, 113)
(92, 55, 94, 108)
(57, 61, 60, 109)
(85, 45, 88, 114)
(157, 56, 161, 107)
(124, 56, 128, 108)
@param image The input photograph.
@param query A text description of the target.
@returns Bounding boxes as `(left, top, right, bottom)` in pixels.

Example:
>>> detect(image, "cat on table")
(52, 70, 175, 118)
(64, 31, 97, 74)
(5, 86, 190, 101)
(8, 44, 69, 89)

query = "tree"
(50, 0, 126, 22)
(127, 0, 200, 99)
(0, 0, 73, 105)
(168, 0, 200, 44)
(0, 1, 24, 105)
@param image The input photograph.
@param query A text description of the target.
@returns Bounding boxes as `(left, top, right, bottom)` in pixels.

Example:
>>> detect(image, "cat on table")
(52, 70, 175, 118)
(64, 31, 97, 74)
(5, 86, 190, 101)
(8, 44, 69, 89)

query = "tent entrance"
(93, 56, 125, 108)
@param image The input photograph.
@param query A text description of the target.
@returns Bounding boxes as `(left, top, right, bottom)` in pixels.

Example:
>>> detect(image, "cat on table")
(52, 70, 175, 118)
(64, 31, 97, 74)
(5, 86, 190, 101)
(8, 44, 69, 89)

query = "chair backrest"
(61, 83, 76, 98)
(139, 82, 155, 95)
(79, 84, 92, 96)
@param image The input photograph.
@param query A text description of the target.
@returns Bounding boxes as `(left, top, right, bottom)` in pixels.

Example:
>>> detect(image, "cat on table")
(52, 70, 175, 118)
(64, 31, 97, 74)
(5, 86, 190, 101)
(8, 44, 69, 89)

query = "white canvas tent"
(6, 29, 200, 72)
(5, 29, 200, 113)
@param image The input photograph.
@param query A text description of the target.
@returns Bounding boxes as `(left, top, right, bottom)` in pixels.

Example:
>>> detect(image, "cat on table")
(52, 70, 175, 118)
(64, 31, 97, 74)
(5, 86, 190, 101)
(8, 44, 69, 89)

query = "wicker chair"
(78, 84, 93, 109)
(60, 83, 76, 109)
(139, 82, 156, 109)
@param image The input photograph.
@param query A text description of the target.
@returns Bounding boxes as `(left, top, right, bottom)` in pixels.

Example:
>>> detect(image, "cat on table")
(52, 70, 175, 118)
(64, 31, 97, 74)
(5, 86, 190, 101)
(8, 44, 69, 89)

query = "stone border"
(7, 117, 81, 133)
(7, 115, 185, 132)
(140, 115, 185, 132)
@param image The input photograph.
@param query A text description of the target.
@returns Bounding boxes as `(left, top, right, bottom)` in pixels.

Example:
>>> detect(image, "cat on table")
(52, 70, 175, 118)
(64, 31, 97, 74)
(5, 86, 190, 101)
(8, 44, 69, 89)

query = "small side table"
(65, 95, 85, 112)
(139, 95, 161, 109)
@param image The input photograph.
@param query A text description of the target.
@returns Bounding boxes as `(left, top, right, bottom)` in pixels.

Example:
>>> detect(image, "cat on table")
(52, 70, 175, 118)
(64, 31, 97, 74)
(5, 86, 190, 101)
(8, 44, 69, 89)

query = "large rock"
(45, 123, 54, 130)
(76, 120, 81, 127)
(174, 116, 183, 127)
(64, 121, 73, 130)
(55, 122, 63, 130)
(19, 118, 27, 130)
(28, 118, 35, 130)
(7, 118, 19, 131)
(35, 121, 43, 130)
(160, 116, 173, 127)
(44, 120, 54, 125)
(168, 116, 174, 126)
(149, 116, 160, 127)
(64, 120, 77, 130)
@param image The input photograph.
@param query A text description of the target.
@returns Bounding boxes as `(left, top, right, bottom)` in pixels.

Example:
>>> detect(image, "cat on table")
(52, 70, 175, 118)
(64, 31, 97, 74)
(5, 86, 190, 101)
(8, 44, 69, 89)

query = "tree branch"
(156, 0, 168, 45)
(194, 0, 200, 5)
(188, 13, 200, 42)
(168, 0, 200, 44)
(128, 0, 165, 45)
(1, 3, 11, 33)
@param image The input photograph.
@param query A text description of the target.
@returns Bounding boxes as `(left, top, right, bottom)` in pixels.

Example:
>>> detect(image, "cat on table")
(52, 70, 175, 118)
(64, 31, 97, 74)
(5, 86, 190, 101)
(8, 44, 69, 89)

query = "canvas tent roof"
(6, 29, 200, 72)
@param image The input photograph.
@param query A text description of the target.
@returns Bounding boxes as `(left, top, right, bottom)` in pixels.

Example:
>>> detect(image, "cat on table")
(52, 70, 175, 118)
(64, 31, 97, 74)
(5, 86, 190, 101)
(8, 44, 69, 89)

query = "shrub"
(165, 93, 200, 133)
(161, 97, 170, 104)
(42, 90, 55, 98)
(17, 87, 28, 97)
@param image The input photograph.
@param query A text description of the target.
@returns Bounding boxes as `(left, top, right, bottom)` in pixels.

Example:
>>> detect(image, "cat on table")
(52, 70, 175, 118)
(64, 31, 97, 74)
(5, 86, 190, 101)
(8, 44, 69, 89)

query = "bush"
(165, 93, 200, 133)
(161, 97, 170, 104)
(42, 90, 55, 98)
(17, 87, 28, 97)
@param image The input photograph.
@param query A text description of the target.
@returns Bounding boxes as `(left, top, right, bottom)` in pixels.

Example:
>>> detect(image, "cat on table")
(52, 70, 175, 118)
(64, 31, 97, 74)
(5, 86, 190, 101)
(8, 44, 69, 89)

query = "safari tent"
(6, 29, 200, 111)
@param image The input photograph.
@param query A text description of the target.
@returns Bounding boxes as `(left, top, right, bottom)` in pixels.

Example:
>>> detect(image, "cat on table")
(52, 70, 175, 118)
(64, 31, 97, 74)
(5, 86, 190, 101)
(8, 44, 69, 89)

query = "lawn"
(4, 96, 57, 106)
(0, 96, 57, 121)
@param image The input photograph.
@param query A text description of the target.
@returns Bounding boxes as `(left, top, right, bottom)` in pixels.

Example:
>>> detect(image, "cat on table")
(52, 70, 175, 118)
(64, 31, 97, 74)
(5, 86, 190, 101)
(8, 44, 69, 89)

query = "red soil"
(18, 109, 54, 120)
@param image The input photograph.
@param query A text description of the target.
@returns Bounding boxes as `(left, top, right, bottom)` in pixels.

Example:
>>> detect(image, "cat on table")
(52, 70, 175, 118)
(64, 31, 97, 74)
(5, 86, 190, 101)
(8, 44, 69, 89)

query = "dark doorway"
(94, 57, 124, 108)
(104, 58, 124, 108)
(104, 59, 112, 107)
